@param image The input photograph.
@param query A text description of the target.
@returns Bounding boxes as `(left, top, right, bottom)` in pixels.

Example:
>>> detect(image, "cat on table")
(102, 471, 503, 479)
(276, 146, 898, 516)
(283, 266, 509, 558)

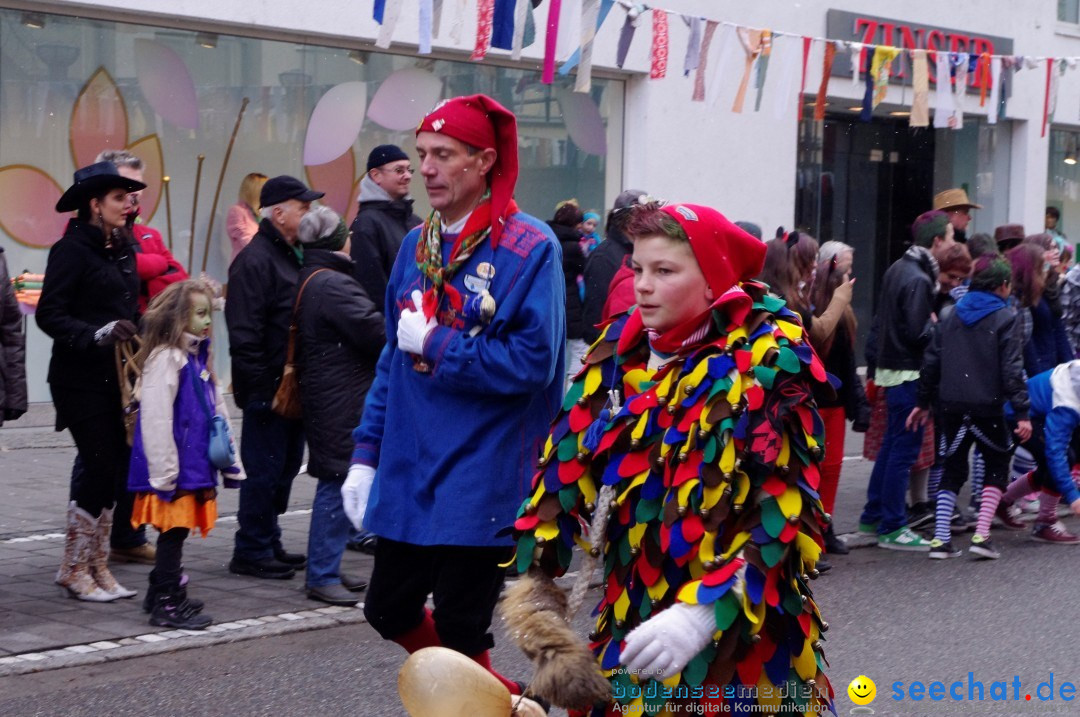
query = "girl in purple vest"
(128, 280, 244, 629)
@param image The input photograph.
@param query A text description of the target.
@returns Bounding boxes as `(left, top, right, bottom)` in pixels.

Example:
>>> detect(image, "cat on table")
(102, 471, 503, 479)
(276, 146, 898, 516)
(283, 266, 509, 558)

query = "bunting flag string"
(650, 8, 670, 79)
(732, 28, 762, 113)
(683, 16, 703, 77)
(797, 37, 811, 121)
(692, 20, 718, 102)
(911, 49, 930, 127)
(471, 0, 495, 60)
(814, 42, 835, 121)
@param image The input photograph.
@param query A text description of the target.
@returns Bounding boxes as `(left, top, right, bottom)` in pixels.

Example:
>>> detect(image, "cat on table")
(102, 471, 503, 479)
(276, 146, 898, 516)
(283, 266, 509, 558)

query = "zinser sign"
(826, 10, 1014, 87)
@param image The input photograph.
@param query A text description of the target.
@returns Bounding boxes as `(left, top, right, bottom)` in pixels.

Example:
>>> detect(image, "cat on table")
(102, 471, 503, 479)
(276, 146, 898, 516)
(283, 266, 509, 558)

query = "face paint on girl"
(188, 293, 213, 338)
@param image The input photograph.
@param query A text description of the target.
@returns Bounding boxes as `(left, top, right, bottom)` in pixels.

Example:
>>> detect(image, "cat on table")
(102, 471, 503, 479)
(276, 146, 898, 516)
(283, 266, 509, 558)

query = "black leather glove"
(94, 319, 138, 346)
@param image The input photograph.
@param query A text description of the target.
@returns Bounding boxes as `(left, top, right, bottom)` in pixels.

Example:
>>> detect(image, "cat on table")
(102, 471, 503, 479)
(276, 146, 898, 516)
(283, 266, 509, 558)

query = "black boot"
(824, 525, 849, 555)
(143, 572, 204, 614)
(149, 587, 213, 630)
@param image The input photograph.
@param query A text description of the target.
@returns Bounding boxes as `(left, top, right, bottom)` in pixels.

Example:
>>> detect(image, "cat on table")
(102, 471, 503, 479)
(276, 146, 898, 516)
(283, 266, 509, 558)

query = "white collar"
(441, 211, 471, 235)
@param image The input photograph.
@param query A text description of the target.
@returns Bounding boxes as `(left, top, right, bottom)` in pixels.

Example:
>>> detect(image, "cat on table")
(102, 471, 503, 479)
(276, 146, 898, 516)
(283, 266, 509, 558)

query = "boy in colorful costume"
(341, 95, 565, 695)
(504, 203, 835, 716)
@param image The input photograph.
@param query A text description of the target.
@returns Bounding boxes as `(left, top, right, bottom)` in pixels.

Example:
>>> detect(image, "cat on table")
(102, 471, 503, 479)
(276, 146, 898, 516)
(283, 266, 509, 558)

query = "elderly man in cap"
(350, 144, 422, 316)
(933, 187, 982, 243)
(226, 175, 323, 579)
(341, 95, 565, 696)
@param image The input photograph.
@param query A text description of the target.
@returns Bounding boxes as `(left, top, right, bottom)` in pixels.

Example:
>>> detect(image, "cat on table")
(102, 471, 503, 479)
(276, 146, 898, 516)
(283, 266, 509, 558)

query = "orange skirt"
(131, 489, 218, 537)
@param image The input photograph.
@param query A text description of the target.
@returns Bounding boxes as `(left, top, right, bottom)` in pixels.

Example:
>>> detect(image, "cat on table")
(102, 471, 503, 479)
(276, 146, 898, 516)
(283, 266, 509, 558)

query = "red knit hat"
(416, 94, 519, 245)
(659, 204, 766, 294)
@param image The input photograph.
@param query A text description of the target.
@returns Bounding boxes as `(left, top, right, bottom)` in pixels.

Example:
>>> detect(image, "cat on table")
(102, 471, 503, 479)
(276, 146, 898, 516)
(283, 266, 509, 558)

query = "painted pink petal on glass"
(70, 68, 129, 169)
(0, 166, 68, 248)
(305, 149, 356, 217)
(127, 135, 164, 224)
(303, 82, 367, 166)
(134, 39, 199, 130)
(367, 68, 443, 131)
(555, 88, 607, 156)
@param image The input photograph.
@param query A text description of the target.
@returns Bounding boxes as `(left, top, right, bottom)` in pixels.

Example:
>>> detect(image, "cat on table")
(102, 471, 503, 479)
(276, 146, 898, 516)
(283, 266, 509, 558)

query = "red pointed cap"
(659, 204, 766, 294)
(417, 94, 518, 244)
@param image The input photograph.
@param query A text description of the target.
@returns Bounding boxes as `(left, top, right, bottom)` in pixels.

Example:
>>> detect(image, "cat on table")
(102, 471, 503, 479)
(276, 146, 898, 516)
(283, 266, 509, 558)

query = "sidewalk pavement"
(0, 401, 374, 675)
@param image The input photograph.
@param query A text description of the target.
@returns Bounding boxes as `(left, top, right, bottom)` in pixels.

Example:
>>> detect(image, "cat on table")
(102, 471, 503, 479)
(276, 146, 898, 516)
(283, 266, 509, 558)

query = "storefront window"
(0, 7, 623, 400)
(1048, 128, 1080, 243)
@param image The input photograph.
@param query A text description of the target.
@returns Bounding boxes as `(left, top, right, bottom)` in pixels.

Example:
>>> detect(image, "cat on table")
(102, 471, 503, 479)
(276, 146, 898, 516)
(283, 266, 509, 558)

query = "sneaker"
(928, 538, 961, 559)
(994, 502, 1026, 531)
(906, 501, 935, 530)
(857, 521, 879, 535)
(1031, 521, 1080, 545)
(877, 526, 931, 552)
(969, 534, 1001, 560)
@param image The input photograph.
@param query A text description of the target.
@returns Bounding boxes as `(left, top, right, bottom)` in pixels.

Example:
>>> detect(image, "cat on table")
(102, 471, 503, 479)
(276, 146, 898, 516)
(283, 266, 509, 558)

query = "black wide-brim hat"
(55, 161, 147, 213)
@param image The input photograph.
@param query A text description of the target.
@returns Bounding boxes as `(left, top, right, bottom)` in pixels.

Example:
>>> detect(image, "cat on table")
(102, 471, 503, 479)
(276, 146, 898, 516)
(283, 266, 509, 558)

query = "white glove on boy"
(620, 602, 716, 678)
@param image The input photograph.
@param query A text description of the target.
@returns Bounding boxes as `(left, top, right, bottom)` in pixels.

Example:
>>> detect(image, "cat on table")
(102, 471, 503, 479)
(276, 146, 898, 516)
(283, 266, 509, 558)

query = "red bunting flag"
(650, 9, 669, 80)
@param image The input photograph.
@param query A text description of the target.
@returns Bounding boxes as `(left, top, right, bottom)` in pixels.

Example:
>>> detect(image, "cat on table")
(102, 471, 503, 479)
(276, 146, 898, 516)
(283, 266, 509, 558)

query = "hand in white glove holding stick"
(397, 290, 438, 357)
(341, 464, 375, 532)
(620, 602, 717, 678)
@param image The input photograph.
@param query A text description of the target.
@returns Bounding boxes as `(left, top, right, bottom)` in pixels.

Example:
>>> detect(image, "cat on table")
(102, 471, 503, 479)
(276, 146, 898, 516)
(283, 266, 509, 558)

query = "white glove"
(397, 290, 438, 356)
(620, 602, 716, 678)
(342, 463, 376, 531)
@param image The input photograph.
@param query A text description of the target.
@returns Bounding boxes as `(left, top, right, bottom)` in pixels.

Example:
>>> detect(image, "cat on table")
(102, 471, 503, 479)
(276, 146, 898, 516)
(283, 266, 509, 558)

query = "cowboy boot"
(55, 502, 116, 602)
(90, 506, 137, 599)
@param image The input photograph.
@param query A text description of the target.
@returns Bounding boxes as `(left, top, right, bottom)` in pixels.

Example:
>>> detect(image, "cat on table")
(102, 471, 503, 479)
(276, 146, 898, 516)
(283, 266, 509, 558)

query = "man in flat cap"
(341, 95, 565, 696)
(226, 176, 323, 579)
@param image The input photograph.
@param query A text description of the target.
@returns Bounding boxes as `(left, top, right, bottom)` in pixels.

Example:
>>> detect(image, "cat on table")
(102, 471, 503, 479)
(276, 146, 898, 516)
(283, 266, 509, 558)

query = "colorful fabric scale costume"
(508, 205, 836, 717)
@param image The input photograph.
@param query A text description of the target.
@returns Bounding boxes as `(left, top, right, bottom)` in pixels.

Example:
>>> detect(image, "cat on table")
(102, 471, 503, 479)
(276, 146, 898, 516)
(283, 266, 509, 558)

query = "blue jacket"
(1026, 363, 1080, 504)
(128, 339, 225, 499)
(352, 212, 566, 546)
(1024, 297, 1072, 378)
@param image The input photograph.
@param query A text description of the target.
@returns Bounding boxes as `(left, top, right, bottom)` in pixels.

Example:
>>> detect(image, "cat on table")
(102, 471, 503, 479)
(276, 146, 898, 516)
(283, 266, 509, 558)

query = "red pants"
(819, 406, 847, 516)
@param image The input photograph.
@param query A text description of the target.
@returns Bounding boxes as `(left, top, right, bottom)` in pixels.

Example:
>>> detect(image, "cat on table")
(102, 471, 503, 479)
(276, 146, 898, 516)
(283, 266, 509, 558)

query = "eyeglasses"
(379, 166, 414, 176)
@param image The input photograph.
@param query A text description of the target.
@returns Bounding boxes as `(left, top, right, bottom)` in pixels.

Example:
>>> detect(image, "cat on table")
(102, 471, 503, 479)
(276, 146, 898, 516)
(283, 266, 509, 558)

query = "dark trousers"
(233, 402, 305, 562)
(860, 380, 923, 533)
(364, 537, 512, 655)
(61, 406, 131, 520)
(71, 454, 146, 548)
(150, 528, 189, 589)
(939, 412, 1012, 495)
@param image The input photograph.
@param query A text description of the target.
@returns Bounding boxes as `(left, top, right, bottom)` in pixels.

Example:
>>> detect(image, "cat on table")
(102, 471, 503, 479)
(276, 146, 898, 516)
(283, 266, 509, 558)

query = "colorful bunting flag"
(871, 46, 900, 108)
(684, 17, 704, 77)
(797, 37, 811, 121)
(1043, 58, 1053, 137)
(952, 52, 969, 129)
(574, 0, 602, 92)
(934, 51, 955, 129)
(472, 0, 495, 60)
(419, 0, 434, 54)
(491, 0, 516, 50)
(910, 49, 929, 127)
(733, 28, 763, 113)
(543, 0, 563, 83)
(650, 9, 670, 80)
(754, 30, 773, 111)
(988, 56, 1002, 124)
(693, 21, 719, 102)
(511, 0, 530, 59)
(813, 42, 836, 121)
(375, 0, 403, 49)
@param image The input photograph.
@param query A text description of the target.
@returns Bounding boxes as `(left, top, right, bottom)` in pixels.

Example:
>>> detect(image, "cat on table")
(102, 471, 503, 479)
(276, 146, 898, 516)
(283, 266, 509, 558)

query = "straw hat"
(398, 647, 547, 717)
(932, 188, 982, 212)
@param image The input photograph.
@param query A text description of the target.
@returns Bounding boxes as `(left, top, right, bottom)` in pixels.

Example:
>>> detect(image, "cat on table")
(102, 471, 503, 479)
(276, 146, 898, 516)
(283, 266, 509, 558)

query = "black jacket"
(581, 227, 632, 343)
(549, 221, 586, 340)
(226, 219, 302, 409)
(296, 250, 385, 480)
(0, 249, 27, 423)
(813, 319, 870, 426)
(870, 250, 937, 372)
(918, 299, 1029, 419)
(37, 220, 138, 422)
(349, 197, 421, 314)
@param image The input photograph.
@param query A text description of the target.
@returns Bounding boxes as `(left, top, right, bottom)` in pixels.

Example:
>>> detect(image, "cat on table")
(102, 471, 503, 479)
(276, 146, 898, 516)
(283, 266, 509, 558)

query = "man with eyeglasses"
(349, 145, 422, 317)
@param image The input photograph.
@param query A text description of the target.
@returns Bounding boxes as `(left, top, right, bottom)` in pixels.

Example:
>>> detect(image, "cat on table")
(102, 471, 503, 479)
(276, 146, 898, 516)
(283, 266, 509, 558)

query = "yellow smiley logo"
(847, 675, 877, 706)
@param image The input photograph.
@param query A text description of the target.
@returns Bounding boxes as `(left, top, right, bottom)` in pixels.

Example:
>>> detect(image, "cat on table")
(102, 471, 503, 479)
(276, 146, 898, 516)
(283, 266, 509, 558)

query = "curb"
(0, 605, 368, 678)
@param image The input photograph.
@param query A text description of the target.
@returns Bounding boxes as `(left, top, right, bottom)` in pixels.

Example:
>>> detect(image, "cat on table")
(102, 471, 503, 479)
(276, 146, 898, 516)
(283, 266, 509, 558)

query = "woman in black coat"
(294, 207, 385, 606)
(548, 200, 587, 381)
(36, 162, 145, 602)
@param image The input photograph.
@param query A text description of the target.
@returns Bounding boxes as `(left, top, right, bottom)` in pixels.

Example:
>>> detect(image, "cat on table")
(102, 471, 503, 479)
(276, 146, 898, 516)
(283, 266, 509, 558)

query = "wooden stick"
(188, 154, 205, 275)
(162, 175, 174, 250)
(202, 97, 250, 274)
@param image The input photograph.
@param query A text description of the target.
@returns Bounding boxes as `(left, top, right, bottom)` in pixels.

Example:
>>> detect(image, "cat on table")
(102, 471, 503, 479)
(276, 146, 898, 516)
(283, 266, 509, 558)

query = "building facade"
(2, 0, 1079, 399)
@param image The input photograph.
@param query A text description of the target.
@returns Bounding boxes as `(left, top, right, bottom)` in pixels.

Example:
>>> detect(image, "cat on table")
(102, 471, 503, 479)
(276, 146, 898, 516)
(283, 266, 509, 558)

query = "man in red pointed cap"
(503, 201, 835, 715)
(341, 94, 566, 696)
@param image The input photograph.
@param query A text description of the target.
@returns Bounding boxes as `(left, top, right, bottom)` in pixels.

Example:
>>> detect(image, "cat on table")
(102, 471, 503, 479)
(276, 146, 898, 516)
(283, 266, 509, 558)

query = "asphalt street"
(3, 415, 1080, 716)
